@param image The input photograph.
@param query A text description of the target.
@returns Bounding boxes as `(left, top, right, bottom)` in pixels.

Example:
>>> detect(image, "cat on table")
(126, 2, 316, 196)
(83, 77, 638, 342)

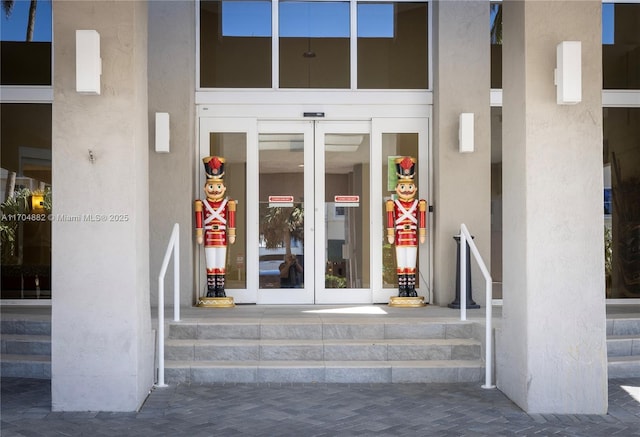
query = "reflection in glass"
(1, 0, 52, 85)
(209, 133, 247, 289)
(1, 104, 52, 299)
(200, 0, 272, 88)
(279, 1, 350, 88)
(381, 133, 418, 289)
(490, 1, 502, 89)
(603, 108, 640, 298)
(602, 3, 640, 89)
(357, 2, 428, 89)
(258, 134, 305, 289)
(324, 134, 370, 288)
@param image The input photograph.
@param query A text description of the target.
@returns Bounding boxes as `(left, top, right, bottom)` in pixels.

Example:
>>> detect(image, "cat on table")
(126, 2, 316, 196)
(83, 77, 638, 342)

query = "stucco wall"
(498, 0, 608, 414)
(148, 1, 196, 307)
(433, 1, 492, 306)
(52, 1, 153, 411)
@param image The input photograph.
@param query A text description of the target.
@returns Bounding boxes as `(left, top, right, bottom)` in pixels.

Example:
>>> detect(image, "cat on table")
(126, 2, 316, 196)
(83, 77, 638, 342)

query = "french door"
(198, 117, 430, 304)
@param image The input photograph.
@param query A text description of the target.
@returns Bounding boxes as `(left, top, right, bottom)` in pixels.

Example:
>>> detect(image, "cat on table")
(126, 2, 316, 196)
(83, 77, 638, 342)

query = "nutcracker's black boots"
(397, 274, 408, 297)
(206, 274, 216, 298)
(407, 273, 417, 297)
(215, 274, 226, 298)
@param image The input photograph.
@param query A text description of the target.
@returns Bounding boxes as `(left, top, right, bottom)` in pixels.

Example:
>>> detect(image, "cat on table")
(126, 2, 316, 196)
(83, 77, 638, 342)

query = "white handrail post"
(173, 224, 180, 322)
(157, 277, 167, 387)
(155, 223, 180, 388)
(460, 223, 495, 389)
(482, 279, 494, 389)
(460, 231, 467, 321)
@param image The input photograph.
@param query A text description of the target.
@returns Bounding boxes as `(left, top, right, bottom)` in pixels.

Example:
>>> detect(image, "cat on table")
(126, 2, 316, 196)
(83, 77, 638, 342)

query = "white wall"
(498, 0, 608, 413)
(52, 0, 153, 411)
(148, 1, 196, 307)
(433, 1, 492, 306)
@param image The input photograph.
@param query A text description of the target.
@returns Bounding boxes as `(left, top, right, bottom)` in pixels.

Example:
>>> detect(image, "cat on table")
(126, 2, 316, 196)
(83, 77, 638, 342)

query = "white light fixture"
(76, 30, 101, 95)
(459, 113, 474, 153)
(155, 113, 170, 153)
(554, 41, 582, 105)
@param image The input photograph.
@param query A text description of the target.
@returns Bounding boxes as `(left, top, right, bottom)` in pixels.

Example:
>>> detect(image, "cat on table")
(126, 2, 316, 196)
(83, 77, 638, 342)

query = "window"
(602, 3, 640, 89)
(0, 0, 52, 86)
(198, 0, 430, 90)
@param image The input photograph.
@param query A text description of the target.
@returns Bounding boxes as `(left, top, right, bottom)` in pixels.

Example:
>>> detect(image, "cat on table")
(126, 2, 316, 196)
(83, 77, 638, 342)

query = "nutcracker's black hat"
(203, 156, 225, 181)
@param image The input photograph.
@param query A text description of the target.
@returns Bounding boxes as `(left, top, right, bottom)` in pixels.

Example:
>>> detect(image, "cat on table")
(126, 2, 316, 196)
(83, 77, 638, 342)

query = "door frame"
(197, 103, 432, 305)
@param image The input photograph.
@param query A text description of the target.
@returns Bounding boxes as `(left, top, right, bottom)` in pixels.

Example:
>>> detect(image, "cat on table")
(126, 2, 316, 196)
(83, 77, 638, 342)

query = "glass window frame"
(196, 0, 432, 91)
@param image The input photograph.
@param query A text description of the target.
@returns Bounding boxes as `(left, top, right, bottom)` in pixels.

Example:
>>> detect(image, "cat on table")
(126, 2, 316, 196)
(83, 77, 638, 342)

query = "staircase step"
(1, 334, 51, 356)
(608, 356, 640, 379)
(0, 354, 51, 379)
(165, 338, 481, 361)
(607, 318, 640, 336)
(168, 320, 474, 340)
(165, 360, 484, 384)
(0, 318, 51, 336)
(607, 335, 640, 357)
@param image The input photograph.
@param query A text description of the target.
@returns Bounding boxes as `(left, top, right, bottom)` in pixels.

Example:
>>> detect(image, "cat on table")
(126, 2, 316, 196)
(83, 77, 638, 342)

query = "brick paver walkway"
(2, 377, 639, 436)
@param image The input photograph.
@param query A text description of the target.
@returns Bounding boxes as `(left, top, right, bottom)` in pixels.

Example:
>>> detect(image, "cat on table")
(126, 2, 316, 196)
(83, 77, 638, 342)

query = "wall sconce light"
(155, 113, 170, 153)
(76, 30, 102, 95)
(459, 113, 474, 153)
(554, 41, 581, 105)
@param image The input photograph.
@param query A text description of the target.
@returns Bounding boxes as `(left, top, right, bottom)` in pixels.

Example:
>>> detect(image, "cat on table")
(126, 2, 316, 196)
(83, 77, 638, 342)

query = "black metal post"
(448, 235, 480, 309)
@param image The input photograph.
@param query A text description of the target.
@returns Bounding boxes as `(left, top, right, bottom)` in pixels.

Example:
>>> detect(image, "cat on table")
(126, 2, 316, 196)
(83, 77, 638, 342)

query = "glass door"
(257, 121, 315, 304)
(314, 121, 372, 303)
(199, 117, 430, 305)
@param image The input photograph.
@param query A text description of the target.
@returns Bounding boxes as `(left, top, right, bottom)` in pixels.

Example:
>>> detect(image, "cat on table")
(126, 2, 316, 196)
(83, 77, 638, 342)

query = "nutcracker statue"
(195, 156, 236, 305)
(386, 157, 427, 303)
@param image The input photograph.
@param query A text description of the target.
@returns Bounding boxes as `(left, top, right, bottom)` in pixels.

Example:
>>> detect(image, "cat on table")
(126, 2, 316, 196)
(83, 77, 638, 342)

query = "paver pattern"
(2, 377, 639, 436)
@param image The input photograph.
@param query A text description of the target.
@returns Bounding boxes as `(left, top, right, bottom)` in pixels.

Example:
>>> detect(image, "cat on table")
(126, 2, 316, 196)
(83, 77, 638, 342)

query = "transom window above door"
(198, 0, 429, 90)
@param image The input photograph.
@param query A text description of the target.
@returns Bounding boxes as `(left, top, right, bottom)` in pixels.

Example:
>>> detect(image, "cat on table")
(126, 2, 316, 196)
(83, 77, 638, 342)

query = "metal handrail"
(459, 223, 495, 389)
(156, 223, 180, 387)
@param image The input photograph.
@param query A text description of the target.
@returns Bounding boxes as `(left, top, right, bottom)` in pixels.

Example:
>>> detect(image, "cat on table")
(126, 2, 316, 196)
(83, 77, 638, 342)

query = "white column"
(52, 0, 153, 411)
(498, 0, 608, 413)
(433, 1, 492, 306)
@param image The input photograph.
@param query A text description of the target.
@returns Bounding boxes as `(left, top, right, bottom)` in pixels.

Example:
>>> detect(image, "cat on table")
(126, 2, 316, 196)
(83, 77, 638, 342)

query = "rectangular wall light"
(76, 30, 102, 95)
(555, 41, 582, 105)
(155, 113, 170, 153)
(459, 113, 474, 153)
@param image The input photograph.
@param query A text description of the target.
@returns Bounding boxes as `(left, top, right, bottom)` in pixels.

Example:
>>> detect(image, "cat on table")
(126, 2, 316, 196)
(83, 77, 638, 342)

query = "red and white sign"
(334, 195, 360, 207)
(268, 195, 294, 207)
(269, 195, 294, 203)
(335, 195, 360, 203)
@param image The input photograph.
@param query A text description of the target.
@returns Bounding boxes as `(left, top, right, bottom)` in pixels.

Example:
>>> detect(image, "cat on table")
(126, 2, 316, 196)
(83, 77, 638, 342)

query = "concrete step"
(0, 318, 51, 336)
(168, 320, 474, 341)
(1, 334, 51, 356)
(165, 338, 482, 362)
(607, 335, 640, 357)
(608, 356, 640, 379)
(165, 360, 484, 384)
(0, 354, 51, 379)
(607, 318, 640, 336)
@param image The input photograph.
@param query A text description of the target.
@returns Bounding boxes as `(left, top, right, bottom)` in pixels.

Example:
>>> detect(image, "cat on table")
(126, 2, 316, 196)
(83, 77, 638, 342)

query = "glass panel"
(1, 0, 52, 85)
(603, 3, 640, 89)
(1, 103, 52, 299)
(259, 134, 305, 289)
(490, 2, 502, 89)
(603, 108, 640, 299)
(324, 133, 370, 288)
(381, 133, 418, 289)
(279, 1, 350, 88)
(200, 0, 272, 88)
(209, 133, 247, 289)
(357, 2, 428, 89)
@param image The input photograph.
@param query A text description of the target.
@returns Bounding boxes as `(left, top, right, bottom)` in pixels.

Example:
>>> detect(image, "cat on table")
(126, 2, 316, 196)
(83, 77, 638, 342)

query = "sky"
(1, 0, 52, 42)
(0, 0, 617, 44)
